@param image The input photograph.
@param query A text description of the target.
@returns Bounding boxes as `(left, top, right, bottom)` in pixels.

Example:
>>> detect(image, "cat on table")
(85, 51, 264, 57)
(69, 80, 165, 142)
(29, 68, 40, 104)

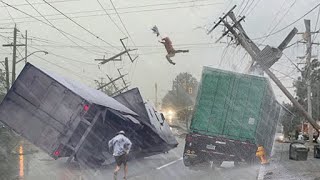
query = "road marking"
(156, 157, 183, 170)
(257, 165, 266, 180)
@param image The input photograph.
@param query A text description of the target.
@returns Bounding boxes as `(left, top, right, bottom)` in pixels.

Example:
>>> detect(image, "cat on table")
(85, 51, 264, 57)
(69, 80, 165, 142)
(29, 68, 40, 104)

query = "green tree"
(162, 72, 198, 128)
(0, 69, 6, 101)
(281, 59, 320, 136)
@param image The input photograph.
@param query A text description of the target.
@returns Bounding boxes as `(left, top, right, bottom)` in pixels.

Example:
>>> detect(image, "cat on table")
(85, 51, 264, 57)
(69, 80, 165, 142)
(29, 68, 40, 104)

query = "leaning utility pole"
(117, 68, 129, 91)
(209, 5, 320, 130)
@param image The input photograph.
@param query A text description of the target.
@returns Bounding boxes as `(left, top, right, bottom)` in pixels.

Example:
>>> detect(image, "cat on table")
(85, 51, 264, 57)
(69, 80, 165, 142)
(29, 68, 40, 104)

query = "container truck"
(183, 67, 281, 166)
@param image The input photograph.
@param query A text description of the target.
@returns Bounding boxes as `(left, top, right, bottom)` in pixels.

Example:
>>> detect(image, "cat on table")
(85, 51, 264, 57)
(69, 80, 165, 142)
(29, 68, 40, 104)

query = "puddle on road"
(19, 145, 24, 179)
(0, 128, 20, 180)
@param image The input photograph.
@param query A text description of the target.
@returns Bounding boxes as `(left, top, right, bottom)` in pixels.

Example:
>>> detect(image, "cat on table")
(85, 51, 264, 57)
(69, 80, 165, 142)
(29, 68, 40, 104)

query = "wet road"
(12, 135, 261, 180)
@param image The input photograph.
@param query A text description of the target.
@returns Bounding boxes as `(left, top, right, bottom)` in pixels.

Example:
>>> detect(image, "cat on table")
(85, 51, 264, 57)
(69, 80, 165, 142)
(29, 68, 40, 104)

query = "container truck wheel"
(183, 155, 195, 167)
(212, 161, 223, 167)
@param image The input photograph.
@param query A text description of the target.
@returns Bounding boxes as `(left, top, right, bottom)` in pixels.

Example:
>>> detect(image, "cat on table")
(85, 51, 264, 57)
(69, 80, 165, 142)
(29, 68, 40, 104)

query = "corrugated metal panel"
(27, 63, 137, 116)
(190, 67, 279, 144)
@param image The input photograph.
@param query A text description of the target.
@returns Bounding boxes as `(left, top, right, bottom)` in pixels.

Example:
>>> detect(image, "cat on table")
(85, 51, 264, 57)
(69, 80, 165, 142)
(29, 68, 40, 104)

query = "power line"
(313, 6, 320, 41)
(32, 53, 96, 82)
(0, 0, 80, 7)
(96, 0, 126, 36)
(109, 0, 136, 47)
(0, 1, 111, 54)
(238, 0, 250, 16)
(25, 0, 104, 56)
(0, 0, 221, 22)
(29, 42, 223, 48)
(245, 0, 262, 16)
(0, 2, 223, 25)
(253, 2, 320, 40)
(236, 0, 245, 16)
(258, 0, 296, 45)
(29, 45, 97, 66)
(3, 2, 15, 24)
(270, 67, 298, 81)
(242, 0, 255, 15)
(42, 0, 120, 51)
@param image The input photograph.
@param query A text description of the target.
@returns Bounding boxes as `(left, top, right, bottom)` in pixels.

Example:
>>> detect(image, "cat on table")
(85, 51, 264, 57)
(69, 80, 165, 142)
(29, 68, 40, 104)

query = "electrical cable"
(109, 0, 136, 47)
(238, 0, 250, 16)
(29, 45, 97, 66)
(25, 0, 104, 56)
(42, 0, 120, 51)
(253, 2, 320, 40)
(242, 0, 255, 16)
(0, 2, 223, 25)
(96, 0, 126, 36)
(31, 53, 96, 82)
(245, 0, 261, 16)
(0, 0, 80, 7)
(312, 6, 320, 42)
(258, 0, 296, 45)
(0, 1, 111, 54)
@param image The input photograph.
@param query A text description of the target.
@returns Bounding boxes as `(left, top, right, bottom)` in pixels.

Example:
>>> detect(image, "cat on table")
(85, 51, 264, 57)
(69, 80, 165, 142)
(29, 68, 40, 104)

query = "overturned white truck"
(0, 63, 178, 167)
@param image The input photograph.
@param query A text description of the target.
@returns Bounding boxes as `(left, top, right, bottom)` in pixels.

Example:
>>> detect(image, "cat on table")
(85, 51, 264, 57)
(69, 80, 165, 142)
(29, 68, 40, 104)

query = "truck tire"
(183, 155, 195, 167)
(211, 161, 223, 167)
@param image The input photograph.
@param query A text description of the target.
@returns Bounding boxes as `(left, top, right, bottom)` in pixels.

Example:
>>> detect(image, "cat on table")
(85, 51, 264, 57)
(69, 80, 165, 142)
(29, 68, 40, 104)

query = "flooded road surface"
(5, 136, 260, 180)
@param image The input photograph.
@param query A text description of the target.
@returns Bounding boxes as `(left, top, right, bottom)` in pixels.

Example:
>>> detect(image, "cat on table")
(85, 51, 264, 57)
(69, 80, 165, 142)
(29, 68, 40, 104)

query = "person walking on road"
(108, 130, 132, 180)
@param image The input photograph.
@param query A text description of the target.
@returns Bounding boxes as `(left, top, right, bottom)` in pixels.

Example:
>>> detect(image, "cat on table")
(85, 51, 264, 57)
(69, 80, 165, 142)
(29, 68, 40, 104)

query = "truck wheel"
(211, 161, 223, 167)
(183, 155, 194, 167)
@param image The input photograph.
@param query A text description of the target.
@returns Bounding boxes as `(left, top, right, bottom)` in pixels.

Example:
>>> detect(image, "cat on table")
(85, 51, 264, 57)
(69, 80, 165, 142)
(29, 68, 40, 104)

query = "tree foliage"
(0, 69, 6, 101)
(281, 59, 320, 135)
(162, 72, 198, 122)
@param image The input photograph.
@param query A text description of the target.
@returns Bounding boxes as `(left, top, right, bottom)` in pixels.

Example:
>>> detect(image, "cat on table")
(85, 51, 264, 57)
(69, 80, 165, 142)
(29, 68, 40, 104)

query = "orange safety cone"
(256, 145, 269, 165)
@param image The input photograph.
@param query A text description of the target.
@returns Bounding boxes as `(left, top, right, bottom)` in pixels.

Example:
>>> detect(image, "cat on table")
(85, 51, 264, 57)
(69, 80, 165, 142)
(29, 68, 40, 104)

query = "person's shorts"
(114, 154, 128, 166)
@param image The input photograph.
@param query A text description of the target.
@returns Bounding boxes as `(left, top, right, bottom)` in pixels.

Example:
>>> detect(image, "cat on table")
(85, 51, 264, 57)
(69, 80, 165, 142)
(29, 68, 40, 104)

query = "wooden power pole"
(209, 5, 320, 130)
(299, 19, 320, 142)
(4, 57, 9, 92)
(2, 26, 26, 83)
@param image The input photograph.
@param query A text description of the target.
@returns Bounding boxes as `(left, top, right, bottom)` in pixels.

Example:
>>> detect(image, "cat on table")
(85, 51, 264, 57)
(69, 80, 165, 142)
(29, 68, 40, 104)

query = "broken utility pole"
(95, 37, 138, 65)
(96, 75, 126, 91)
(208, 5, 320, 130)
(120, 37, 139, 63)
(117, 68, 129, 91)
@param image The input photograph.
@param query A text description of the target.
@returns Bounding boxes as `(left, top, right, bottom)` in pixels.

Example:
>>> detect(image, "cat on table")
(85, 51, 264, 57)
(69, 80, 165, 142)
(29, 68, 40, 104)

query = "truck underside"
(183, 133, 257, 167)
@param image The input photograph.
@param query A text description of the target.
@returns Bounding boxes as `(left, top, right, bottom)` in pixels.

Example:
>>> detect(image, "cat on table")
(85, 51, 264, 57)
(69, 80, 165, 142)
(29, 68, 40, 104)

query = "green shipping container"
(190, 67, 280, 153)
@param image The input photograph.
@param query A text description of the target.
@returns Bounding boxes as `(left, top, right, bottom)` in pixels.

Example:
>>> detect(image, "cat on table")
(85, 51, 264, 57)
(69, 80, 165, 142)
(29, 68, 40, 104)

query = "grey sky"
(0, 0, 319, 104)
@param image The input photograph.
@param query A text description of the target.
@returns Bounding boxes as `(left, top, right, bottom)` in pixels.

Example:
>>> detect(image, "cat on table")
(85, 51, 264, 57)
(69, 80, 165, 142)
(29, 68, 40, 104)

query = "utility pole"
(120, 37, 139, 62)
(304, 19, 313, 143)
(298, 19, 320, 143)
(155, 83, 158, 109)
(95, 37, 138, 65)
(117, 68, 129, 91)
(2, 25, 26, 83)
(12, 26, 17, 83)
(209, 5, 320, 131)
(106, 75, 119, 92)
(5, 57, 9, 92)
(25, 30, 28, 64)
